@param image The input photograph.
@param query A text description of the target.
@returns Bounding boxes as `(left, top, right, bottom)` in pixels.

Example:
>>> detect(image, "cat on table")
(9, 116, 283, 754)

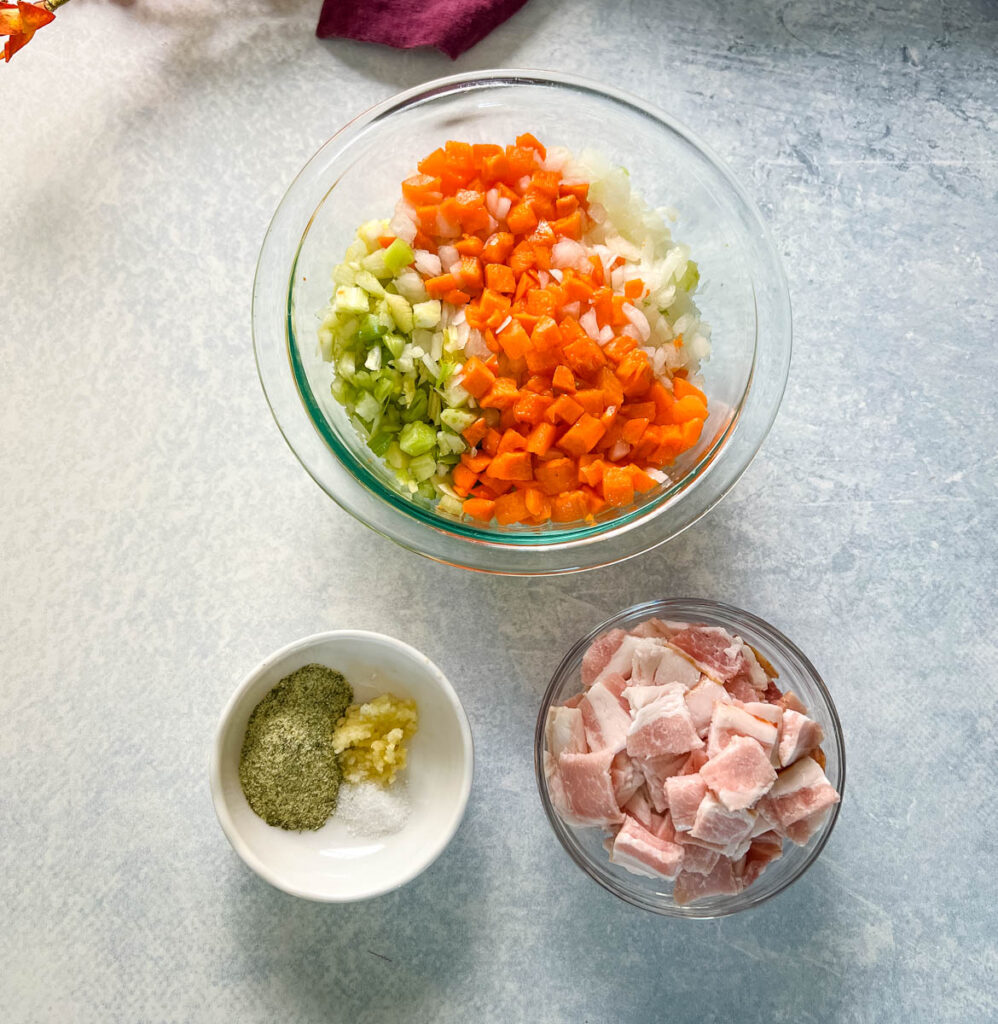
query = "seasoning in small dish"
(333, 693, 419, 786)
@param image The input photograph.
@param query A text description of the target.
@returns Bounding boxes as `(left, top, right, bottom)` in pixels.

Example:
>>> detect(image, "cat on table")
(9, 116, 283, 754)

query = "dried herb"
(238, 664, 353, 831)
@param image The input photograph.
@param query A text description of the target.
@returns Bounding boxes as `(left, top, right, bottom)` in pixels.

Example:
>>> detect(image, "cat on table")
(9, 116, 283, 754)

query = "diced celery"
(436, 430, 466, 455)
(437, 494, 464, 517)
(384, 293, 413, 333)
(398, 421, 437, 457)
(330, 377, 352, 404)
(351, 369, 373, 391)
(408, 452, 438, 482)
(427, 390, 441, 424)
(440, 407, 477, 434)
(364, 346, 382, 372)
(334, 285, 369, 315)
(401, 388, 428, 423)
(385, 442, 408, 470)
(415, 481, 437, 500)
(412, 300, 441, 329)
(318, 327, 334, 362)
(355, 392, 380, 423)
(383, 332, 406, 359)
(345, 239, 368, 262)
(337, 351, 356, 379)
(332, 263, 356, 287)
(373, 376, 394, 403)
(367, 431, 394, 457)
(679, 260, 700, 293)
(383, 237, 415, 273)
(357, 313, 386, 345)
(355, 270, 386, 297)
(361, 249, 392, 279)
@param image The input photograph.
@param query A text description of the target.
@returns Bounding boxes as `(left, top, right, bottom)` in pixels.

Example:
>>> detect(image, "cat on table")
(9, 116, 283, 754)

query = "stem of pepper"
(40, 0, 72, 11)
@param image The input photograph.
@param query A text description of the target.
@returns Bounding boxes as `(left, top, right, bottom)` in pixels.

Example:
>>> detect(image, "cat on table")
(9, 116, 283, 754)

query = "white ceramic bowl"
(210, 630, 473, 901)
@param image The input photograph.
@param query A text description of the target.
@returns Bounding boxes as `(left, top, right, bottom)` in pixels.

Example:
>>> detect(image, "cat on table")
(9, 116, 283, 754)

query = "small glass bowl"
(534, 599, 845, 918)
(253, 70, 791, 574)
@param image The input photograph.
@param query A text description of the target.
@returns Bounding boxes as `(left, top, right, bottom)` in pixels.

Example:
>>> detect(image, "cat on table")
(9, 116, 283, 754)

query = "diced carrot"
(516, 133, 547, 159)
(552, 210, 583, 239)
(555, 194, 579, 217)
(463, 497, 496, 522)
(482, 152, 511, 185)
(494, 489, 530, 525)
(485, 262, 516, 294)
(562, 337, 606, 380)
(633, 424, 661, 461)
(480, 377, 520, 410)
(507, 145, 538, 180)
(603, 334, 638, 364)
(452, 463, 479, 494)
(620, 416, 650, 446)
(552, 364, 576, 393)
(622, 401, 656, 421)
(444, 289, 470, 305)
(559, 181, 589, 203)
(513, 266, 536, 302)
(602, 465, 635, 507)
(523, 487, 552, 519)
(462, 417, 488, 447)
(582, 485, 606, 516)
(461, 451, 492, 473)
(615, 351, 655, 398)
(513, 311, 540, 334)
(507, 202, 538, 234)
(454, 235, 485, 257)
(460, 356, 496, 399)
(558, 414, 606, 457)
(525, 288, 557, 317)
(496, 428, 528, 454)
(377, 235, 396, 249)
(624, 278, 645, 300)
(525, 421, 557, 456)
(509, 242, 536, 277)
(562, 273, 595, 303)
(478, 288, 511, 324)
(536, 315, 565, 352)
(482, 428, 502, 457)
(486, 450, 533, 481)
(588, 254, 604, 286)
(535, 457, 578, 496)
(402, 174, 442, 205)
(512, 391, 552, 426)
(545, 394, 585, 425)
(424, 273, 457, 298)
(417, 148, 449, 176)
(482, 231, 515, 264)
(522, 374, 551, 394)
(550, 490, 588, 523)
(455, 256, 483, 293)
(598, 366, 625, 408)
(649, 381, 675, 423)
(673, 377, 708, 405)
(671, 395, 709, 422)
(497, 319, 531, 361)
(525, 346, 560, 374)
(574, 389, 605, 416)
(578, 458, 605, 487)
(680, 417, 704, 447)
(629, 466, 658, 493)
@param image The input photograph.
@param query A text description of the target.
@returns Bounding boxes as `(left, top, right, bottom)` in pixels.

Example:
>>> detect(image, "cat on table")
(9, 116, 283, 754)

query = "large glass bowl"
(534, 599, 845, 918)
(253, 71, 791, 574)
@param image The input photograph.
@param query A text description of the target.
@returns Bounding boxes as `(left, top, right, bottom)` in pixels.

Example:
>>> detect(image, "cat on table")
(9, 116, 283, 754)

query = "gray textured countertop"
(3, 1, 996, 1021)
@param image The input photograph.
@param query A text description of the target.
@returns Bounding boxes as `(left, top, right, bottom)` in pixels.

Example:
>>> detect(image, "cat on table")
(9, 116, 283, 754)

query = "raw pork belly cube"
(635, 753, 688, 812)
(706, 702, 779, 759)
(610, 751, 645, 806)
(623, 786, 657, 830)
(669, 625, 765, 689)
(736, 831, 784, 888)
(760, 756, 839, 842)
(699, 735, 777, 812)
(679, 841, 721, 876)
(545, 705, 587, 759)
(651, 810, 678, 843)
(581, 628, 627, 686)
(740, 702, 782, 727)
(665, 774, 708, 832)
(557, 748, 623, 827)
(778, 709, 825, 767)
(610, 814, 685, 879)
(580, 680, 632, 753)
(690, 792, 756, 849)
(600, 671, 631, 711)
(685, 677, 732, 735)
(681, 748, 708, 774)
(626, 692, 703, 759)
(624, 683, 685, 713)
(630, 617, 681, 639)
(672, 856, 741, 905)
(784, 807, 834, 845)
(593, 634, 652, 685)
(544, 752, 590, 827)
(764, 678, 784, 703)
(777, 689, 808, 714)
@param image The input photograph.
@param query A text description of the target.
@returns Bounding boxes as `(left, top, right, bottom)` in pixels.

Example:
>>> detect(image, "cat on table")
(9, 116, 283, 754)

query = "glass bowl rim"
(253, 68, 792, 574)
(532, 598, 846, 918)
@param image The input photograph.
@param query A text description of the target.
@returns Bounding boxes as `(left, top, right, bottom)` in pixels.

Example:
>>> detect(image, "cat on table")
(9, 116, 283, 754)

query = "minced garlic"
(332, 693, 418, 786)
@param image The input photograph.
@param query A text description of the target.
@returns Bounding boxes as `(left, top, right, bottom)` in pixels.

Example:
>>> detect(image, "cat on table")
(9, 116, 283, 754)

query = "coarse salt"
(336, 781, 411, 838)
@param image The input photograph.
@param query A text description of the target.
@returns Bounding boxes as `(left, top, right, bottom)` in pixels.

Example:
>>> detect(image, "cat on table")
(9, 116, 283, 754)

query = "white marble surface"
(3, 1, 996, 1021)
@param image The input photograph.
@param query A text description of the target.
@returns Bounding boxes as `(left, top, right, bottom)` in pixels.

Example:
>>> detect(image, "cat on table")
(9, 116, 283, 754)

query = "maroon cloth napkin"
(316, 0, 530, 59)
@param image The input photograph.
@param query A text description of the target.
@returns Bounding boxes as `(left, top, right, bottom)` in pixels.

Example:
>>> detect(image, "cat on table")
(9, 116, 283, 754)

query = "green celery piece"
(384, 293, 413, 334)
(372, 376, 394, 404)
(401, 388, 428, 423)
(354, 270, 386, 297)
(357, 313, 386, 345)
(334, 285, 369, 315)
(412, 300, 441, 329)
(367, 431, 395, 457)
(408, 452, 437, 482)
(398, 421, 437, 457)
(679, 260, 699, 293)
(440, 408, 477, 434)
(415, 481, 437, 500)
(384, 332, 406, 359)
(383, 238, 415, 274)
